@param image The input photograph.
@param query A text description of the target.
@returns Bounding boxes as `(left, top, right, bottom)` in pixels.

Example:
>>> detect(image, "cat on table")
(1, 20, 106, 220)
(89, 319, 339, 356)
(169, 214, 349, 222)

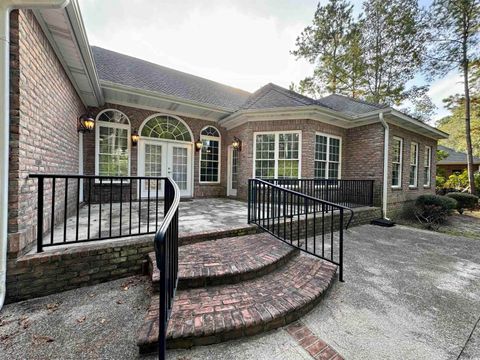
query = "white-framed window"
(424, 146, 432, 187)
(254, 131, 301, 179)
(95, 109, 131, 177)
(409, 142, 418, 188)
(199, 126, 221, 183)
(315, 133, 342, 179)
(392, 137, 403, 188)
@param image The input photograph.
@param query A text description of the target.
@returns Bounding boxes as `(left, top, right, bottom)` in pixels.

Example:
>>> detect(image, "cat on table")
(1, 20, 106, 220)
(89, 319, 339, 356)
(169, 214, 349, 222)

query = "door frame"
(137, 137, 194, 198)
(227, 145, 238, 197)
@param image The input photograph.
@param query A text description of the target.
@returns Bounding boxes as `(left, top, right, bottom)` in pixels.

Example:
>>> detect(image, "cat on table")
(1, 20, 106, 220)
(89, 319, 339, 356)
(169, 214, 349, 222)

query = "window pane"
(200, 139, 219, 182)
(98, 125, 129, 176)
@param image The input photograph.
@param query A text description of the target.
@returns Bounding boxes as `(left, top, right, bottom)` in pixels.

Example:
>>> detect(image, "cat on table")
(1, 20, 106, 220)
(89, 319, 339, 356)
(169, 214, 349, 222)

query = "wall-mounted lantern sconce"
(195, 139, 204, 152)
(232, 137, 242, 151)
(131, 129, 139, 145)
(77, 114, 95, 133)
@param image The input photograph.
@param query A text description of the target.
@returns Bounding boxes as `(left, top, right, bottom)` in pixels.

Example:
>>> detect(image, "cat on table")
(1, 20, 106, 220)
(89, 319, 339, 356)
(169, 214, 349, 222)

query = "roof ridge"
(322, 93, 388, 109)
(91, 46, 251, 96)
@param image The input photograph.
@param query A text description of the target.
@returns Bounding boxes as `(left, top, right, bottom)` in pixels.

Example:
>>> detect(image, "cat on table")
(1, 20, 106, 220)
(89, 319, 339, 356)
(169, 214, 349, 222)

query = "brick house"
(0, 1, 448, 308)
(437, 145, 480, 178)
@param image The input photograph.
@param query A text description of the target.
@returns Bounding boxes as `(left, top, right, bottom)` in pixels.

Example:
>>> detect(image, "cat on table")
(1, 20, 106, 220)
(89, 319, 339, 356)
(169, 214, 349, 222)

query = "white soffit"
(33, 3, 103, 107)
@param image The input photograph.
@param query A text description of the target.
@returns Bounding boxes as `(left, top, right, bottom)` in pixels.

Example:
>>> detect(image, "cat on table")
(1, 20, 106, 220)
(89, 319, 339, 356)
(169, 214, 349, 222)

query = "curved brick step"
(138, 254, 337, 353)
(148, 232, 299, 289)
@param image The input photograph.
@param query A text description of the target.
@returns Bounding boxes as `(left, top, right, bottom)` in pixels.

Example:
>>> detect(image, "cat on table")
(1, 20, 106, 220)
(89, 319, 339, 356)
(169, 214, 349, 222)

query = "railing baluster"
(109, 178, 113, 237)
(87, 178, 91, 240)
(119, 178, 123, 237)
(76, 177, 80, 242)
(99, 178, 102, 238)
(63, 178, 68, 243)
(50, 178, 55, 245)
(37, 176, 44, 253)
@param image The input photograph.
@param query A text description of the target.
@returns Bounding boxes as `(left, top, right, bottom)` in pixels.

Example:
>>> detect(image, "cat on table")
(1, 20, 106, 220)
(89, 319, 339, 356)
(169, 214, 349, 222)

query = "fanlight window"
(201, 126, 220, 137)
(98, 110, 130, 124)
(141, 115, 192, 142)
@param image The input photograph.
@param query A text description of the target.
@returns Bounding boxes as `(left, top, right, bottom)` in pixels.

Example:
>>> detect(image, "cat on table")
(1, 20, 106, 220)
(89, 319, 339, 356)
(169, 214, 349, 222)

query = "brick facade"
(387, 124, 436, 219)
(84, 104, 228, 198)
(8, 10, 85, 257)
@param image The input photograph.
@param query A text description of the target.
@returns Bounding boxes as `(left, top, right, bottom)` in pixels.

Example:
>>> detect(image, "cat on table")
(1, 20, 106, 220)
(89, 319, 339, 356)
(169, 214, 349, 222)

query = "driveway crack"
(457, 314, 480, 360)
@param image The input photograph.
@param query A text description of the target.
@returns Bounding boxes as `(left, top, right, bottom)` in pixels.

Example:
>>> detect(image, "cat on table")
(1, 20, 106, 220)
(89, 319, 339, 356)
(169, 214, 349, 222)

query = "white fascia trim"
(388, 109, 448, 139)
(101, 81, 234, 116)
(64, 0, 104, 105)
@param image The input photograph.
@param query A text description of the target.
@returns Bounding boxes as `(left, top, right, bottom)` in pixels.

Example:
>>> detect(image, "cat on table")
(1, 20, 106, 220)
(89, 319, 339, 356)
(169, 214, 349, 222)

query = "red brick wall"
(84, 104, 228, 198)
(8, 10, 85, 257)
(387, 124, 437, 218)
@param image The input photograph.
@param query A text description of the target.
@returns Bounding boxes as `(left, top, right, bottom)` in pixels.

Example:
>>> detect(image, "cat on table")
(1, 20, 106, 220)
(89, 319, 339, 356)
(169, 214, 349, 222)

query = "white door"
(227, 145, 238, 196)
(139, 140, 192, 197)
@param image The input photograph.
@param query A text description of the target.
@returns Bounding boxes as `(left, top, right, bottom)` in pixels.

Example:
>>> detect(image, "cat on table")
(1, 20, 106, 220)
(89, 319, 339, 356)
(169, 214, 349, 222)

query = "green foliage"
(291, 0, 431, 117)
(442, 170, 480, 195)
(437, 97, 480, 158)
(414, 194, 457, 229)
(446, 192, 479, 214)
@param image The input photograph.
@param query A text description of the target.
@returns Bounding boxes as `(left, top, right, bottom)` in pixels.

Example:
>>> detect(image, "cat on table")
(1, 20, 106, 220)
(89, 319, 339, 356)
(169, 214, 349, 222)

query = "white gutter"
(0, 0, 70, 311)
(379, 112, 389, 219)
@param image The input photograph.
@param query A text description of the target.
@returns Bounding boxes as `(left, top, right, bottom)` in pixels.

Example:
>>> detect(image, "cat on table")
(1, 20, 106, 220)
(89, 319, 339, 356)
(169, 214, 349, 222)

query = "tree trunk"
(462, 31, 476, 194)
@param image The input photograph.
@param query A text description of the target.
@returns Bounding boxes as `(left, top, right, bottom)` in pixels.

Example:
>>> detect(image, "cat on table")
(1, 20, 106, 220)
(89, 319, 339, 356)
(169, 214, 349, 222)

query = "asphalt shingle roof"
(240, 83, 318, 110)
(317, 94, 388, 116)
(437, 145, 480, 164)
(92, 46, 251, 110)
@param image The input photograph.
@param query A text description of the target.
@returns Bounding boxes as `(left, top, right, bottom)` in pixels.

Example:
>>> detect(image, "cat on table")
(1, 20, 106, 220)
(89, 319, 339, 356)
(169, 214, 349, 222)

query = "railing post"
(36, 176, 44, 253)
(247, 179, 251, 224)
(370, 180, 374, 207)
(339, 208, 344, 282)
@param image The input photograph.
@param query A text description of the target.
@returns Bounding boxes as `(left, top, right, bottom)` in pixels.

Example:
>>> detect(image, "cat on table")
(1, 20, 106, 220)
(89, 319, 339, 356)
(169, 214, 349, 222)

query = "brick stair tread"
(149, 232, 298, 288)
(138, 254, 337, 352)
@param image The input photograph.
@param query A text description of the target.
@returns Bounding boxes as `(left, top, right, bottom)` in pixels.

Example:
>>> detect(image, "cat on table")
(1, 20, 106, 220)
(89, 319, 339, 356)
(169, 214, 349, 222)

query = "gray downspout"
(379, 112, 389, 219)
(0, 0, 70, 311)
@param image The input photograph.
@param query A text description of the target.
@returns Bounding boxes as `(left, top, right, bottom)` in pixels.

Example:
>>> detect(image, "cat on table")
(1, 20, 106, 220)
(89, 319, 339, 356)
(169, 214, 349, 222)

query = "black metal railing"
(30, 174, 174, 252)
(264, 179, 374, 208)
(154, 178, 180, 359)
(248, 178, 354, 281)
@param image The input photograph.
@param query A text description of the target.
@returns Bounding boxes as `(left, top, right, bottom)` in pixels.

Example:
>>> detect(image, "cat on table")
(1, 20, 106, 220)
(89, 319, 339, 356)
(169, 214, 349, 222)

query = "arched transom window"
(95, 109, 131, 177)
(200, 126, 221, 183)
(141, 115, 192, 142)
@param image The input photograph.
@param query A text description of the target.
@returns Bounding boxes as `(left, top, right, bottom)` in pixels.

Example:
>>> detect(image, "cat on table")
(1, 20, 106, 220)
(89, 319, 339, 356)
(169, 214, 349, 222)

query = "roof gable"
(317, 94, 388, 115)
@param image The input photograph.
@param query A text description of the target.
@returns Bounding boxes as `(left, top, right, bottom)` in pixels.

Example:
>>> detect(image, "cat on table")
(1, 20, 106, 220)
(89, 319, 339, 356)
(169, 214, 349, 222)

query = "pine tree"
(427, 0, 480, 194)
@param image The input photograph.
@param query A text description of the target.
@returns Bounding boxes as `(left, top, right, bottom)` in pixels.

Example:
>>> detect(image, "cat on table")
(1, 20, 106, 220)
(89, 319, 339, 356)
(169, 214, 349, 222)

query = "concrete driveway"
(169, 224, 480, 360)
(1, 224, 479, 359)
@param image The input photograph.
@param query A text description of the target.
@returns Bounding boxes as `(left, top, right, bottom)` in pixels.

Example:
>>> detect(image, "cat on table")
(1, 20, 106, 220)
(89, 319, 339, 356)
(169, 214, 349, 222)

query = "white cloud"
(79, 0, 316, 93)
(428, 72, 464, 121)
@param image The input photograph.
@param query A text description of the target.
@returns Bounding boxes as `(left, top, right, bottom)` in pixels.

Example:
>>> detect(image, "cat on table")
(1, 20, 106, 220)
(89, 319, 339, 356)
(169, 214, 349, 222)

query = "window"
(141, 115, 192, 142)
(315, 133, 341, 179)
(392, 137, 403, 188)
(254, 131, 300, 179)
(424, 146, 431, 187)
(409, 142, 418, 188)
(95, 109, 130, 177)
(200, 126, 220, 183)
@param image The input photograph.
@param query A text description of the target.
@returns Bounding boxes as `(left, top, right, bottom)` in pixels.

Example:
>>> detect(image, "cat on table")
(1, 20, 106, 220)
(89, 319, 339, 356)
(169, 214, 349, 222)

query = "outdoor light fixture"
(131, 129, 139, 145)
(232, 137, 242, 151)
(77, 113, 95, 133)
(195, 139, 204, 151)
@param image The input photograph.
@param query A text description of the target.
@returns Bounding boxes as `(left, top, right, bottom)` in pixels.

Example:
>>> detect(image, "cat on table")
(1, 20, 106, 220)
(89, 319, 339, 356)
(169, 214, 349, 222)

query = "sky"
(78, 0, 464, 124)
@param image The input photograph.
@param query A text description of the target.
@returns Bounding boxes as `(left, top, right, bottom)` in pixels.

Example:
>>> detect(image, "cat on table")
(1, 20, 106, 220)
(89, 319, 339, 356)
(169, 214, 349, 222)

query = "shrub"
(446, 192, 479, 214)
(414, 195, 457, 229)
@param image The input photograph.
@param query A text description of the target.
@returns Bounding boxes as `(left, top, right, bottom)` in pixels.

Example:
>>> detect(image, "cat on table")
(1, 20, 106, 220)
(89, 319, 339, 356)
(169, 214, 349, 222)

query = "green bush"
(445, 192, 479, 214)
(414, 195, 457, 229)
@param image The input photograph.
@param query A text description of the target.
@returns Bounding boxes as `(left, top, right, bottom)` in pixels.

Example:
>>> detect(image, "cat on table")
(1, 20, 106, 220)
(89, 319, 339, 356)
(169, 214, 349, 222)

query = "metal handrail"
(153, 177, 180, 359)
(248, 178, 354, 281)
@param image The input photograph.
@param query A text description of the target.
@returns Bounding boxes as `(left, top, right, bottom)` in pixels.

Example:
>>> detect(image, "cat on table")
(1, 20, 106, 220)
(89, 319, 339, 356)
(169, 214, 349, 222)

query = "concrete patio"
(2, 224, 479, 359)
(42, 198, 250, 247)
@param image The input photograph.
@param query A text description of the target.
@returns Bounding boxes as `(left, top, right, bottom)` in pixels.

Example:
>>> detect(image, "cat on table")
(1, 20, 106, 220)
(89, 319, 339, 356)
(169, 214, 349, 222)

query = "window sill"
(199, 182, 221, 186)
(408, 186, 418, 190)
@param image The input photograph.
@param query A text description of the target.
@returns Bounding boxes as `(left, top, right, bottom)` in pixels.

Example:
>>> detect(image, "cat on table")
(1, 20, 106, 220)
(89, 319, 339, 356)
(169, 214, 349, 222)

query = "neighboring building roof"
(317, 93, 388, 116)
(437, 145, 480, 165)
(91, 46, 251, 111)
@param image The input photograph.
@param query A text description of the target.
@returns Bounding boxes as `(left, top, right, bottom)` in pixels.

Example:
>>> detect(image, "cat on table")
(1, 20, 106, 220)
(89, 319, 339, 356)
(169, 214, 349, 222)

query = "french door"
(138, 139, 192, 197)
(227, 145, 238, 196)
